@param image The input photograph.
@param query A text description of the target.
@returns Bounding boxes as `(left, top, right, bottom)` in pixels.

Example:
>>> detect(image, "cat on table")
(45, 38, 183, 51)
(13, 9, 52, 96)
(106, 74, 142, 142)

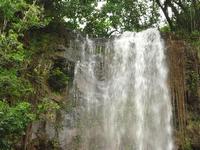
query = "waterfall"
(74, 29, 173, 150)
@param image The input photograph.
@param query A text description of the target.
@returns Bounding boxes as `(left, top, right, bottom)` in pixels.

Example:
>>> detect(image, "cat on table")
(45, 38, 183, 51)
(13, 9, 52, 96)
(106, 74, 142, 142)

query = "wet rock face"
(24, 28, 80, 150)
(164, 33, 200, 150)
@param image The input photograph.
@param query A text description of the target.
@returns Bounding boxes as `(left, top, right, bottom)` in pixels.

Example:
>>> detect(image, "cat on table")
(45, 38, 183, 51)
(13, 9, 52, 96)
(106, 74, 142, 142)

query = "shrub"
(48, 68, 69, 92)
(0, 101, 36, 149)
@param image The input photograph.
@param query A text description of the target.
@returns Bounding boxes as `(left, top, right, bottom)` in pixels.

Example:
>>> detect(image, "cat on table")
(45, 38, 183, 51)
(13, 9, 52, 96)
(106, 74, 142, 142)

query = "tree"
(155, 0, 200, 32)
(30, 0, 159, 37)
(80, 0, 159, 36)
(99, 0, 159, 34)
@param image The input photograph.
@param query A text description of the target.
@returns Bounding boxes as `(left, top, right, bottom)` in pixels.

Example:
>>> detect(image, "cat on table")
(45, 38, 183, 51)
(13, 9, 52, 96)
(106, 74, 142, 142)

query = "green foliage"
(176, 4, 200, 33)
(182, 137, 192, 150)
(160, 25, 170, 33)
(48, 68, 69, 92)
(37, 98, 60, 122)
(192, 39, 200, 59)
(0, 0, 50, 69)
(33, 0, 159, 37)
(0, 0, 49, 32)
(47, 138, 61, 150)
(188, 71, 199, 94)
(84, 0, 159, 36)
(0, 101, 36, 149)
(191, 30, 200, 37)
(0, 0, 27, 21)
(0, 68, 33, 101)
(13, 2, 50, 32)
(29, 33, 60, 54)
(156, 0, 200, 33)
(0, 0, 51, 148)
(100, 0, 159, 33)
(0, 0, 49, 101)
(0, 30, 25, 67)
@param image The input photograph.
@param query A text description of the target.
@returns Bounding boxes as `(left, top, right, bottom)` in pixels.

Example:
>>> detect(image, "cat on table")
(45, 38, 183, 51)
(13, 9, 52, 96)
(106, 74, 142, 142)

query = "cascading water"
(74, 29, 173, 150)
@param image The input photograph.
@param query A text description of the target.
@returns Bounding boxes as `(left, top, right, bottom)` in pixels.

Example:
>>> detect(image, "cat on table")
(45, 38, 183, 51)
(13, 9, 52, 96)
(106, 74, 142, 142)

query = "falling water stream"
(74, 29, 173, 150)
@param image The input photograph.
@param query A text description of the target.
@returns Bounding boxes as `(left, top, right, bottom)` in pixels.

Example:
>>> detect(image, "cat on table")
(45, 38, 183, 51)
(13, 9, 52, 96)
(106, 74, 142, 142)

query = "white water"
(74, 29, 173, 150)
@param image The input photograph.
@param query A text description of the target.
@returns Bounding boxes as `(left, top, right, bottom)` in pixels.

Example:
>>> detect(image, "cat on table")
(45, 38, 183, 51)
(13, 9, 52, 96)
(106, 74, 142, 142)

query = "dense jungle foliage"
(0, 0, 200, 149)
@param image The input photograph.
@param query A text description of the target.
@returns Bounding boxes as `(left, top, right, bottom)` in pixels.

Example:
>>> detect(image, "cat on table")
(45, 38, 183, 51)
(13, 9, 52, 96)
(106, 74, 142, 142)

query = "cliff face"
(24, 28, 200, 150)
(22, 25, 79, 150)
(165, 34, 200, 150)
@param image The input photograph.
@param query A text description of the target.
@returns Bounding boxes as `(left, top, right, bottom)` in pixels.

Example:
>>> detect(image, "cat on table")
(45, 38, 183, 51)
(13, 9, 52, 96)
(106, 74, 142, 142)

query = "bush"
(0, 69, 33, 102)
(182, 137, 192, 150)
(0, 101, 36, 149)
(37, 98, 60, 122)
(48, 68, 69, 92)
